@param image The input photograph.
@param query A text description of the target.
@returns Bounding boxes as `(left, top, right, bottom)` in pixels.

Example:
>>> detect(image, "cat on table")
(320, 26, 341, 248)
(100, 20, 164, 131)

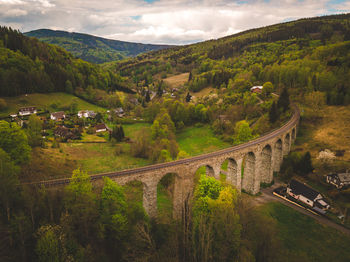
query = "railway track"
(25, 105, 300, 187)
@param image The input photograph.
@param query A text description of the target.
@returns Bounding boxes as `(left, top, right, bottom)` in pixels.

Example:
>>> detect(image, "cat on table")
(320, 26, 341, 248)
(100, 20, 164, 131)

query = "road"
(255, 181, 350, 236)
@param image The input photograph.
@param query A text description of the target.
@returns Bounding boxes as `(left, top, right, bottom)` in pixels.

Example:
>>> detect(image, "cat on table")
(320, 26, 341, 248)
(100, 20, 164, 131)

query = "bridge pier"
(143, 180, 158, 218)
(173, 174, 194, 220)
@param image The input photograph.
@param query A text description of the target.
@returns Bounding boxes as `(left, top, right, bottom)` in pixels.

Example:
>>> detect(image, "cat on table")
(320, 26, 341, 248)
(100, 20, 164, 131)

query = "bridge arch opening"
(195, 165, 216, 179)
(242, 152, 257, 194)
(261, 144, 273, 184)
(273, 139, 283, 172)
(123, 180, 144, 212)
(157, 173, 177, 221)
(283, 133, 291, 156)
(221, 158, 239, 187)
(292, 127, 296, 141)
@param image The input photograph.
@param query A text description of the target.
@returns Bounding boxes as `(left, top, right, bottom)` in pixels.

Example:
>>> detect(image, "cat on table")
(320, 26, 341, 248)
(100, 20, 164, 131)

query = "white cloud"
(0, 0, 348, 44)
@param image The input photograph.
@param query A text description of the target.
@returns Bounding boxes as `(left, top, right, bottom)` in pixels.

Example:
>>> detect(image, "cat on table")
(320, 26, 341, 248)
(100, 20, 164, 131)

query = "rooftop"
(288, 179, 320, 200)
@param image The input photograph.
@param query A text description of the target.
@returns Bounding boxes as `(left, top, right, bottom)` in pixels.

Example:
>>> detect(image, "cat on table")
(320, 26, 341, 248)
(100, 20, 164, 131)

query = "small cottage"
(113, 108, 125, 117)
(50, 111, 66, 121)
(250, 86, 263, 93)
(287, 179, 330, 210)
(327, 173, 350, 189)
(78, 110, 96, 118)
(95, 123, 108, 133)
(18, 107, 37, 116)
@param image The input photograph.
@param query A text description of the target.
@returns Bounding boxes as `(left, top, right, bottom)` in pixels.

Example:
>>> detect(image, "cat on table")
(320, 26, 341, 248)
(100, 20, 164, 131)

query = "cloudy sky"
(0, 0, 350, 45)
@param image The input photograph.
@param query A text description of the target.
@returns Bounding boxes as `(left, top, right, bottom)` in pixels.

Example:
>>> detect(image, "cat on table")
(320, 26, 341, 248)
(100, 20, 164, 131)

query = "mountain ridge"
(25, 29, 175, 64)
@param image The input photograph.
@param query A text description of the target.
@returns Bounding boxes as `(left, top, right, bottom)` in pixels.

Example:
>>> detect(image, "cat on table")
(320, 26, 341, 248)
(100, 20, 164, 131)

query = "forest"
(1, 13, 350, 262)
(24, 29, 173, 64)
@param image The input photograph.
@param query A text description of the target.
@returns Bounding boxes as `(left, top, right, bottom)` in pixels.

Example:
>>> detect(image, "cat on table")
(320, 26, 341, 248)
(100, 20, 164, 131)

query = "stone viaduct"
(35, 107, 299, 219)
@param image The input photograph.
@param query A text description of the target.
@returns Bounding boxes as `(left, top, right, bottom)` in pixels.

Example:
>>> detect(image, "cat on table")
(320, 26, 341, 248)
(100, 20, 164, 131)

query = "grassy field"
(60, 142, 151, 174)
(0, 92, 106, 117)
(190, 86, 216, 102)
(123, 123, 152, 139)
(177, 125, 230, 156)
(259, 202, 350, 262)
(295, 105, 350, 166)
(163, 73, 189, 89)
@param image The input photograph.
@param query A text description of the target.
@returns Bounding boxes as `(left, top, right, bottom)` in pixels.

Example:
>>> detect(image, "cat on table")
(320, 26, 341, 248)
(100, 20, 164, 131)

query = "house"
(54, 126, 70, 138)
(113, 108, 124, 117)
(54, 126, 80, 141)
(250, 86, 263, 93)
(327, 173, 350, 189)
(78, 110, 96, 118)
(287, 179, 330, 211)
(18, 107, 37, 116)
(95, 123, 108, 133)
(50, 111, 66, 121)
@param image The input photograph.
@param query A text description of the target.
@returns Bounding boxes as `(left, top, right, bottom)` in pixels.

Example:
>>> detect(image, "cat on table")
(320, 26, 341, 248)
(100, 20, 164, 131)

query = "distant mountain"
(24, 29, 174, 64)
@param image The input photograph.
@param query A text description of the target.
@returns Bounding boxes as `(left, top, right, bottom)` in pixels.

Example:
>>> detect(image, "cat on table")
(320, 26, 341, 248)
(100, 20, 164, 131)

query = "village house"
(77, 110, 96, 118)
(287, 179, 330, 213)
(95, 123, 109, 133)
(50, 111, 66, 121)
(54, 126, 80, 141)
(113, 108, 125, 117)
(250, 86, 263, 94)
(18, 107, 37, 116)
(326, 173, 350, 189)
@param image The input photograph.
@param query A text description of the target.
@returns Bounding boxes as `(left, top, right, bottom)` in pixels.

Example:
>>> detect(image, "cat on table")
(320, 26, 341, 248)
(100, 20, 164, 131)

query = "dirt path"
(255, 181, 350, 236)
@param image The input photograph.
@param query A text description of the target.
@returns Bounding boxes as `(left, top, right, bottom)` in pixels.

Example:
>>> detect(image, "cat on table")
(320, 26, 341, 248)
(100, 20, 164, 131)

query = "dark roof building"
(288, 179, 320, 201)
(50, 111, 66, 121)
(287, 179, 330, 211)
(327, 173, 350, 189)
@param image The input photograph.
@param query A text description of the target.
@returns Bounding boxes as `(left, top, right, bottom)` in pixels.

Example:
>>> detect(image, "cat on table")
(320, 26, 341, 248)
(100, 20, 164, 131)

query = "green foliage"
(192, 175, 241, 262)
(0, 26, 132, 97)
(262, 81, 274, 97)
(25, 29, 170, 64)
(0, 120, 31, 165)
(277, 88, 290, 112)
(269, 101, 278, 123)
(0, 148, 20, 221)
(35, 225, 61, 262)
(27, 114, 43, 147)
(280, 151, 314, 180)
(232, 120, 255, 145)
(110, 125, 125, 142)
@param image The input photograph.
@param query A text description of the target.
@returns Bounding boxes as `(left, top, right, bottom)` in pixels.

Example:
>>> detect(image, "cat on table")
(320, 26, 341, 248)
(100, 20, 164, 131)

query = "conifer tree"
(269, 101, 278, 123)
(186, 92, 192, 102)
(277, 88, 290, 112)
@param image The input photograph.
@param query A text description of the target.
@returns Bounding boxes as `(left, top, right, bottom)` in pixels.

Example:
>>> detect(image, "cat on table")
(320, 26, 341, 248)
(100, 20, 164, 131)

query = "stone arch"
(292, 127, 296, 141)
(260, 144, 273, 184)
(222, 158, 242, 190)
(273, 139, 283, 172)
(283, 133, 291, 156)
(157, 173, 177, 220)
(195, 164, 216, 178)
(242, 152, 258, 194)
(122, 179, 156, 217)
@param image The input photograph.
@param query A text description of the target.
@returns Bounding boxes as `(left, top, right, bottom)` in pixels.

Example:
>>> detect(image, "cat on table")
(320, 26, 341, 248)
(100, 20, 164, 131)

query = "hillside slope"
(25, 29, 174, 64)
(0, 26, 133, 102)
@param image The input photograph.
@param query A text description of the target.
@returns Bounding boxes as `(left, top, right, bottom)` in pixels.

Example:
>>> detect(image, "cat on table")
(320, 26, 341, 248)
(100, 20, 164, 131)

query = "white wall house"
(18, 107, 37, 116)
(50, 111, 66, 121)
(287, 179, 330, 210)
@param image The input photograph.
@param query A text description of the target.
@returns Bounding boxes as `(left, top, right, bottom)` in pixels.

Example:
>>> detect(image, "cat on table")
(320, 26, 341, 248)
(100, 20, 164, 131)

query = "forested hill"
(111, 13, 350, 105)
(24, 29, 174, 64)
(0, 26, 133, 101)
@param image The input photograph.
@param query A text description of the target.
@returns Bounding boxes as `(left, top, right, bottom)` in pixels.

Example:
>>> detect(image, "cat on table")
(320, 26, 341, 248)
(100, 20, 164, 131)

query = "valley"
(1, 12, 350, 262)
